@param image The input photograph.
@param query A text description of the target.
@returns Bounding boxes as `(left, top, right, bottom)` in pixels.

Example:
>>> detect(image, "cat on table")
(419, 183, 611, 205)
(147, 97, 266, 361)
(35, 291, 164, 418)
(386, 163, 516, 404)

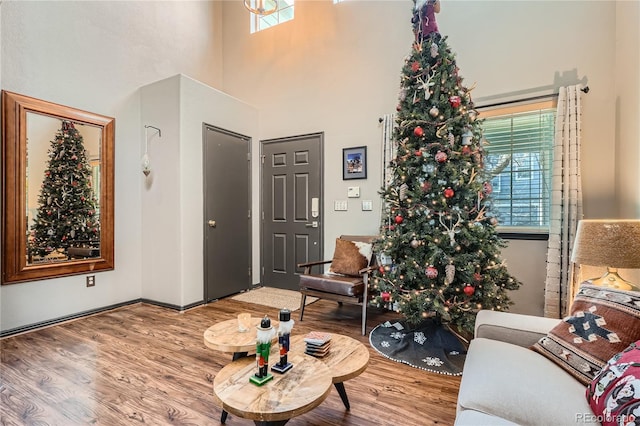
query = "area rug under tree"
(369, 318, 467, 376)
(231, 287, 318, 312)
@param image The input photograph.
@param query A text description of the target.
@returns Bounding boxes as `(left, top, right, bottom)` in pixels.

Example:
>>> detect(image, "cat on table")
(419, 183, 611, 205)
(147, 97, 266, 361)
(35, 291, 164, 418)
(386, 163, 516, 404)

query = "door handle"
(305, 221, 318, 228)
(208, 220, 217, 228)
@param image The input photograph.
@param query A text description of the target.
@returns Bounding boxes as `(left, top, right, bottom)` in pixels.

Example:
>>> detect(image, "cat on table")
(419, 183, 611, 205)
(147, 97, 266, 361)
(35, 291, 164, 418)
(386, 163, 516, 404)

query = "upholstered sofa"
(454, 310, 601, 425)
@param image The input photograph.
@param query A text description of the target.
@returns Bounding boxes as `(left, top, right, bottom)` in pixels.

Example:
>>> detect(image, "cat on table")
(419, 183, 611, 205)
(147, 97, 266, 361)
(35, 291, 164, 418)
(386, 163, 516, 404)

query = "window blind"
(483, 108, 555, 230)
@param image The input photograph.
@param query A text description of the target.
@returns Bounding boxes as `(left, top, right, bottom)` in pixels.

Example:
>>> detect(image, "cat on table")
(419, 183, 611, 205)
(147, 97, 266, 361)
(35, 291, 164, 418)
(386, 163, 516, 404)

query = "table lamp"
(570, 219, 640, 291)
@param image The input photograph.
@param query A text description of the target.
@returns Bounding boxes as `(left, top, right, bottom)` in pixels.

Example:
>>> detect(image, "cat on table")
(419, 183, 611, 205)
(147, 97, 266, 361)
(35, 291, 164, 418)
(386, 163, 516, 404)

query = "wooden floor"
(0, 295, 461, 425)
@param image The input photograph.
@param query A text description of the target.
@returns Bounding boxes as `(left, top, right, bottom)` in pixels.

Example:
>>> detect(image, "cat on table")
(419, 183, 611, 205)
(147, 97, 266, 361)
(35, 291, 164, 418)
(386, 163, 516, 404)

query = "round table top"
(213, 348, 332, 422)
(203, 317, 279, 353)
(291, 333, 369, 383)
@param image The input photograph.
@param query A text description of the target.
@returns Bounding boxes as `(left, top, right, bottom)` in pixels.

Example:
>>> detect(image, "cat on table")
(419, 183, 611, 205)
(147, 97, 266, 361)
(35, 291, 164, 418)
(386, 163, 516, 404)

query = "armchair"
(298, 235, 377, 335)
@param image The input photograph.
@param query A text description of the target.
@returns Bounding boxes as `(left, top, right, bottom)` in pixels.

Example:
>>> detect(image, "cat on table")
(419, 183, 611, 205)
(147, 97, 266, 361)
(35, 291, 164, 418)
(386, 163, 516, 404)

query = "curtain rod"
(377, 86, 590, 122)
(477, 86, 589, 109)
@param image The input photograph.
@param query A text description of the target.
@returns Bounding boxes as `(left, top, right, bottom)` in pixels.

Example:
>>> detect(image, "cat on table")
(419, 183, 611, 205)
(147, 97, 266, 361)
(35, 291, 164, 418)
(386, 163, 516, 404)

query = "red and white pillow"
(586, 340, 640, 425)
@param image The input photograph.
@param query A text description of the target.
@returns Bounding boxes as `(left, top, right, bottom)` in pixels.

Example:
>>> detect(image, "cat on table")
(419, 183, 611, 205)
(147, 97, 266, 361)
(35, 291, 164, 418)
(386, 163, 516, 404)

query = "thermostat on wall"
(347, 186, 360, 198)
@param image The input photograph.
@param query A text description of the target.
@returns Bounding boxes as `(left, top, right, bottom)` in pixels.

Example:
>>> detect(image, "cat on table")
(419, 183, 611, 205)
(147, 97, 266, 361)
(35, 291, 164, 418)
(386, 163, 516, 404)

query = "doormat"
(230, 287, 318, 312)
(369, 318, 467, 376)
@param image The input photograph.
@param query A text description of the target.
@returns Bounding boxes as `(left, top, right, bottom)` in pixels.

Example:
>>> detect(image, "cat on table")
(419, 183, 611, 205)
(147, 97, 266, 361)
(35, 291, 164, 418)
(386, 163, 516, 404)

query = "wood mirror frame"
(1, 91, 115, 284)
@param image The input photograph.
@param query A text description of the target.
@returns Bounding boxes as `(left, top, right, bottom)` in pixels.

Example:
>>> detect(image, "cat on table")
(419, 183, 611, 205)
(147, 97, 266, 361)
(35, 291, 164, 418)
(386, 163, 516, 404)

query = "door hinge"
(247, 152, 251, 161)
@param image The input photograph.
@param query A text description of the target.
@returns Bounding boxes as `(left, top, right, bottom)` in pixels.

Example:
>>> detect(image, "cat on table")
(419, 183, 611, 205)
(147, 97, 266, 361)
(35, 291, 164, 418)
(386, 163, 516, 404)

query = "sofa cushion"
(328, 238, 372, 276)
(531, 284, 640, 385)
(586, 340, 640, 425)
(454, 409, 519, 426)
(457, 338, 599, 426)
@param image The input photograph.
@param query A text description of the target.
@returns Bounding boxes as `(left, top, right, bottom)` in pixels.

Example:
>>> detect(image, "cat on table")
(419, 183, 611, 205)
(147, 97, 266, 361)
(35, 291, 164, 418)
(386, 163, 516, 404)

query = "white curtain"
(544, 85, 584, 318)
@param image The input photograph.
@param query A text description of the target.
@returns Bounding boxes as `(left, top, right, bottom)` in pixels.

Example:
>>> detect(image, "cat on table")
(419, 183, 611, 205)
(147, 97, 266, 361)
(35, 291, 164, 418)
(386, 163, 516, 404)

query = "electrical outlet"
(86, 275, 95, 287)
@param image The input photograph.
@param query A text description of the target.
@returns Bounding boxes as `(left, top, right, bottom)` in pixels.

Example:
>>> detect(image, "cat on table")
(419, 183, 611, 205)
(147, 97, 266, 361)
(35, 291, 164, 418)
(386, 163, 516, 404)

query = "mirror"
(2, 91, 115, 284)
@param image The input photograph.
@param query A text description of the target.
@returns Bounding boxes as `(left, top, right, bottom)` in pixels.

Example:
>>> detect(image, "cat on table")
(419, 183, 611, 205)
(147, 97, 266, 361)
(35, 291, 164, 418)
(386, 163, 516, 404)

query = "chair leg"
(299, 293, 307, 321)
(361, 274, 369, 336)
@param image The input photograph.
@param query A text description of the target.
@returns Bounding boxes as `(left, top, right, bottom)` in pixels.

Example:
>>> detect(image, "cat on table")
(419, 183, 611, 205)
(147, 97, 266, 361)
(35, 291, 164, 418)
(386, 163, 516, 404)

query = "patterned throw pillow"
(586, 340, 640, 426)
(328, 238, 373, 277)
(531, 284, 640, 385)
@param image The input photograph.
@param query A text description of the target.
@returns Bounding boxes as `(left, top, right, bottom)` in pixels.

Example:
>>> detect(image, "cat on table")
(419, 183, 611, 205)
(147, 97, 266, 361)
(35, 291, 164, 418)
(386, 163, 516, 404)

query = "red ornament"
(396, 105, 402, 112)
(444, 187, 455, 198)
(449, 96, 462, 108)
(411, 61, 420, 72)
(394, 215, 404, 224)
(425, 266, 438, 279)
(421, 181, 432, 192)
(483, 182, 493, 195)
(463, 285, 476, 296)
(381, 292, 391, 302)
(435, 151, 448, 163)
(461, 146, 472, 156)
(415, 150, 422, 157)
(473, 272, 482, 282)
(379, 266, 385, 274)
(413, 126, 424, 137)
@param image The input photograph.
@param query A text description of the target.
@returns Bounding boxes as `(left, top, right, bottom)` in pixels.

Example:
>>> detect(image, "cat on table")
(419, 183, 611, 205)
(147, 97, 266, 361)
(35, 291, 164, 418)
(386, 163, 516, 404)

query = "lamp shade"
(244, 0, 278, 16)
(571, 220, 640, 269)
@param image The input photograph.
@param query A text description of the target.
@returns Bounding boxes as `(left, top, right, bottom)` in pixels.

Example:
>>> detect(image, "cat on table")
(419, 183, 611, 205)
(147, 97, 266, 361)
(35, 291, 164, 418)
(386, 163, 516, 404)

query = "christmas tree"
(372, 0, 521, 335)
(29, 121, 100, 258)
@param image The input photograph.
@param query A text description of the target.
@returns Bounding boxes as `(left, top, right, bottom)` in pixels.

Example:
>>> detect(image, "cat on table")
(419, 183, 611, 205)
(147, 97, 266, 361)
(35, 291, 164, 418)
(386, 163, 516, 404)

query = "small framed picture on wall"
(343, 146, 367, 180)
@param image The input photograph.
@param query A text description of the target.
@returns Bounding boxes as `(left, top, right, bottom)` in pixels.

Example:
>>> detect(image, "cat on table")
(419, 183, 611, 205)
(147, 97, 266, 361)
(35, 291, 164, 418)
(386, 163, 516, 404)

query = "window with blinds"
(250, 0, 294, 34)
(481, 101, 556, 232)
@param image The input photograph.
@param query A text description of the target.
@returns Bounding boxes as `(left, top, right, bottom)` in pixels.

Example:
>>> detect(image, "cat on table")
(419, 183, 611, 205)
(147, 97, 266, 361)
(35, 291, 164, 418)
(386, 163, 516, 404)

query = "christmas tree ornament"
(429, 106, 440, 117)
(410, 239, 420, 248)
(413, 126, 424, 137)
(381, 292, 391, 302)
(425, 266, 438, 279)
(449, 96, 461, 108)
(448, 132, 455, 146)
(421, 181, 432, 192)
(411, 61, 421, 72)
(435, 151, 448, 163)
(483, 182, 493, 195)
(463, 285, 476, 296)
(272, 309, 294, 374)
(462, 146, 472, 156)
(430, 42, 438, 58)
(461, 129, 473, 145)
(399, 183, 409, 200)
(250, 316, 276, 386)
(445, 264, 456, 284)
(444, 187, 455, 198)
(394, 215, 404, 224)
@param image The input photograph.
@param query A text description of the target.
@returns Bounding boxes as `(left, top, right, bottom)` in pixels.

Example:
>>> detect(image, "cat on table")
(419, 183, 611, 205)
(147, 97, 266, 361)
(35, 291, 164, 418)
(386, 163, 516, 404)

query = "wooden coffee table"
(213, 349, 332, 426)
(291, 333, 369, 410)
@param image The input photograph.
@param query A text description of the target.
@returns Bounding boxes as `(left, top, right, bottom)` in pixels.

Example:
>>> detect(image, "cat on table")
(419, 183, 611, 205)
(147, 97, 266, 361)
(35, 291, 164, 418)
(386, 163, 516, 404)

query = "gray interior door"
(203, 124, 251, 302)
(261, 133, 323, 290)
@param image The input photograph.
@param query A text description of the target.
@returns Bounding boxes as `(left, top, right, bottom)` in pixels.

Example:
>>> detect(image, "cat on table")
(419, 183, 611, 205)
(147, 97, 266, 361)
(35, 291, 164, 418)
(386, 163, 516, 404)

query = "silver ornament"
(445, 264, 456, 284)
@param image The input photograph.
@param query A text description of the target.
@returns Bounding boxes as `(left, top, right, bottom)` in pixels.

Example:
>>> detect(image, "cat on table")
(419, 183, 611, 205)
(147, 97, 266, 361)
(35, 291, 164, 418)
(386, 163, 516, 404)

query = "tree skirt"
(369, 318, 467, 376)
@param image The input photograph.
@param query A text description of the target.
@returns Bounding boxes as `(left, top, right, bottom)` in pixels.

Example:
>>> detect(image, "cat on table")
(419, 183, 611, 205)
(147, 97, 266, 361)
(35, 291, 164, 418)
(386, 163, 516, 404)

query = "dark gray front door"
(203, 124, 251, 302)
(261, 133, 323, 290)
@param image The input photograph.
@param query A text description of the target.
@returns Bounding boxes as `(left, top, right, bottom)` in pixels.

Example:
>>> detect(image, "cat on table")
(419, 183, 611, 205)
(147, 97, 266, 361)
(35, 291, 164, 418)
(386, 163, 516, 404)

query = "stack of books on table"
(304, 331, 332, 358)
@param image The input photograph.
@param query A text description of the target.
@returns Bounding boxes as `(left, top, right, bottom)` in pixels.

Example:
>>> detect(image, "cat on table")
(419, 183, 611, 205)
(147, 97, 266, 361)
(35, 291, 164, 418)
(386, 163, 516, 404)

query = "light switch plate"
(362, 200, 373, 211)
(347, 186, 360, 198)
(334, 200, 348, 211)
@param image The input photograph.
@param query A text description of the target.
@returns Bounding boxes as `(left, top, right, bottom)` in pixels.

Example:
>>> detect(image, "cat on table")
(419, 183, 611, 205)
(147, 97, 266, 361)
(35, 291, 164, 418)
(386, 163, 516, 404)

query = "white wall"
(140, 74, 259, 307)
(220, 0, 631, 316)
(1, 1, 223, 332)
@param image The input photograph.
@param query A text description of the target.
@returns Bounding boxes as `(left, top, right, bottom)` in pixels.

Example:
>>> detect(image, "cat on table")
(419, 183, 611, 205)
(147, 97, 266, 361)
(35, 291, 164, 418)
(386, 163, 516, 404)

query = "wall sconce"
(142, 125, 161, 177)
(570, 219, 640, 291)
(244, 0, 278, 16)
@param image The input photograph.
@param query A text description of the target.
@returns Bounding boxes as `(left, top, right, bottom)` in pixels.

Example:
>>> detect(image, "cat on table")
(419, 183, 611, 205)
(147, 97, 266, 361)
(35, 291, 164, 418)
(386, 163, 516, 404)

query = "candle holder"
(271, 308, 294, 374)
(250, 315, 276, 386)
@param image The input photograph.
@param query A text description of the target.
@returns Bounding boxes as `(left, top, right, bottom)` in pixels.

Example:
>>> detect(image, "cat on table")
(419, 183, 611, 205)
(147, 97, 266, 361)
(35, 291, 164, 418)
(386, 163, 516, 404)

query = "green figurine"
(250, 315, 276, 386)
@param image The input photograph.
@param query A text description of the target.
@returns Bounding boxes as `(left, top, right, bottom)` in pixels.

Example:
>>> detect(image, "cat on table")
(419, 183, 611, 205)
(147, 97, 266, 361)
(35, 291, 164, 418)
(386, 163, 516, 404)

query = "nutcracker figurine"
(271, 308, 294, 373)
(250, 315, 276, 386)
